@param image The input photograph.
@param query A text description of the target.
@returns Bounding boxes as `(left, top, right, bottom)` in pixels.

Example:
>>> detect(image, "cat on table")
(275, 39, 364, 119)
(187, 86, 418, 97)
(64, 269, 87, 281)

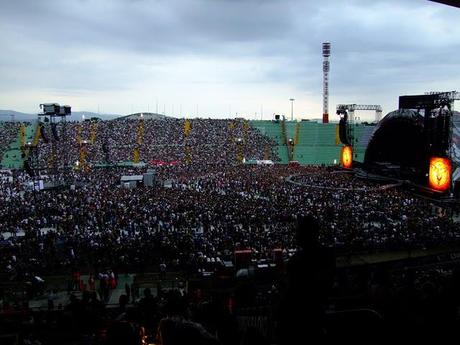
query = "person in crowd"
(156, 317, 221, 345)
(278, 215, 335, 344)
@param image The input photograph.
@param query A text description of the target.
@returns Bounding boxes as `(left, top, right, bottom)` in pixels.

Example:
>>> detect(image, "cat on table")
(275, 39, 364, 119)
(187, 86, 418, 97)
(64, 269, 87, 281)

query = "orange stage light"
(428, 157, 451, 191)
(341, 145, 353, 169)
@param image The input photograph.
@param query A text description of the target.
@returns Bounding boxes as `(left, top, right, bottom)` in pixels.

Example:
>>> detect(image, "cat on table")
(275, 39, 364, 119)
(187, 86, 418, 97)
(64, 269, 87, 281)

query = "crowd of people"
(2, 207, 459, 344)
(30, 118, 278, 168)
(1, 163, 459, 282)
(0, 121, 22, 160)
(2, 117, 460, 344)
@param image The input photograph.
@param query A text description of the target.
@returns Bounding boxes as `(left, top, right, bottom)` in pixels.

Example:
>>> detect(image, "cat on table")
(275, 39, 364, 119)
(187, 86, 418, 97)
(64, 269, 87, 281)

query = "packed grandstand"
(1, 116, 460, 344)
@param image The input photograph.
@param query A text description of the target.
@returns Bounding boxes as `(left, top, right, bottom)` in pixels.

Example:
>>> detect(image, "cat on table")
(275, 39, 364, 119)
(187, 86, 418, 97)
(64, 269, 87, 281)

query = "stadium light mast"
(322, 42, 331, 123)
(289, 98, 295, 121)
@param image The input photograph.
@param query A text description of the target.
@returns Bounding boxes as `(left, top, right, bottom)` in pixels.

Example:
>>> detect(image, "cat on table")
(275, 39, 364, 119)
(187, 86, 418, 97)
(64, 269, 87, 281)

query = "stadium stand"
(0, 118, 281, 173)
(1, 118, 376, 169)
(0, 122, 26, 169)
(352, 124, 375, 163)
(250, 120, 289, 163)
(292, 121, 341, 165)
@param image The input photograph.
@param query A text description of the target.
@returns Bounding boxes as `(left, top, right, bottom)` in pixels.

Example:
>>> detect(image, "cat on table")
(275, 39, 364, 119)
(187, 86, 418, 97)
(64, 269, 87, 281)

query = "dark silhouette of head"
(106, 321, 141, 345)
(241, 326, 269, 345)
(119, 294, 128, 309)
(156, 317, 221, 345)
(296, 215, 320, 249)
(143, 288, 152, 298)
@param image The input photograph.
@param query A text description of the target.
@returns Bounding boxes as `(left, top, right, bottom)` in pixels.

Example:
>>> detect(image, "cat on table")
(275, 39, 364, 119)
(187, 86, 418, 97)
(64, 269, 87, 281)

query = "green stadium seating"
(1, 122, 36, 169)
(250, 120, 373, 166)
(250, 120, 290, 164)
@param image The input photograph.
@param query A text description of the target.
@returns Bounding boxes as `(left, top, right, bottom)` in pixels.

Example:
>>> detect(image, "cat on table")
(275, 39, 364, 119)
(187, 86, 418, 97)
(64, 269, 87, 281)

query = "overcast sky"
(0, 0, 459, 120)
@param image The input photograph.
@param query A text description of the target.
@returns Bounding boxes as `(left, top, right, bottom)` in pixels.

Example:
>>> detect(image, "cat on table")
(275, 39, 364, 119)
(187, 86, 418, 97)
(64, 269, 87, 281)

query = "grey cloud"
(0, 0, 459, 115)
(0, 0, 298, 56)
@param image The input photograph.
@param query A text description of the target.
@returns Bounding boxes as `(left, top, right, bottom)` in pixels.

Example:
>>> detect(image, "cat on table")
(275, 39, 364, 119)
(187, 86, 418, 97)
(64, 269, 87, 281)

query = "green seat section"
(353, 125, 375, 163)
(292, 121, 340, 165)
(1, 122, 22, 169)
(250, 120, 289, 164)
(1, 122, 35, 169)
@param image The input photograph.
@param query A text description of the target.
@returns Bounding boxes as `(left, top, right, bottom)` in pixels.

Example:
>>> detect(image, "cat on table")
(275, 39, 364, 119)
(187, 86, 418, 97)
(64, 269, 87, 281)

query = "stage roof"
(430, 0, 460, 8)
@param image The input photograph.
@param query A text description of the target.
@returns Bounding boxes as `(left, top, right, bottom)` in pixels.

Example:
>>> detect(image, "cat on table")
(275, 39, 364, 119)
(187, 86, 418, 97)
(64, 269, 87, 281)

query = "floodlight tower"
(322, 42, 331, 123)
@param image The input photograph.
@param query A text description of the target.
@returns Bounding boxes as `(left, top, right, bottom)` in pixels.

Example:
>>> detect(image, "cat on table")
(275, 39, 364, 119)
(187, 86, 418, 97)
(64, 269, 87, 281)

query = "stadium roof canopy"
(115, 112, 167, 120)
(430, 0, 460, 8)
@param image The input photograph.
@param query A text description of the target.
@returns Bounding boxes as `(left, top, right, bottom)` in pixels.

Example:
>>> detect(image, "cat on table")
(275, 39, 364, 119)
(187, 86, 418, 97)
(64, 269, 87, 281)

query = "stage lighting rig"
(33, 102, 72, 180)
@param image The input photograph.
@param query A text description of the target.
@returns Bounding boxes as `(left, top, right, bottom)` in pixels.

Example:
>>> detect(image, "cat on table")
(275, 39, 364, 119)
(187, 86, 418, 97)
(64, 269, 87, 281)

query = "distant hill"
(0, 110, 122, 122)
(0, 110, 36, 121)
